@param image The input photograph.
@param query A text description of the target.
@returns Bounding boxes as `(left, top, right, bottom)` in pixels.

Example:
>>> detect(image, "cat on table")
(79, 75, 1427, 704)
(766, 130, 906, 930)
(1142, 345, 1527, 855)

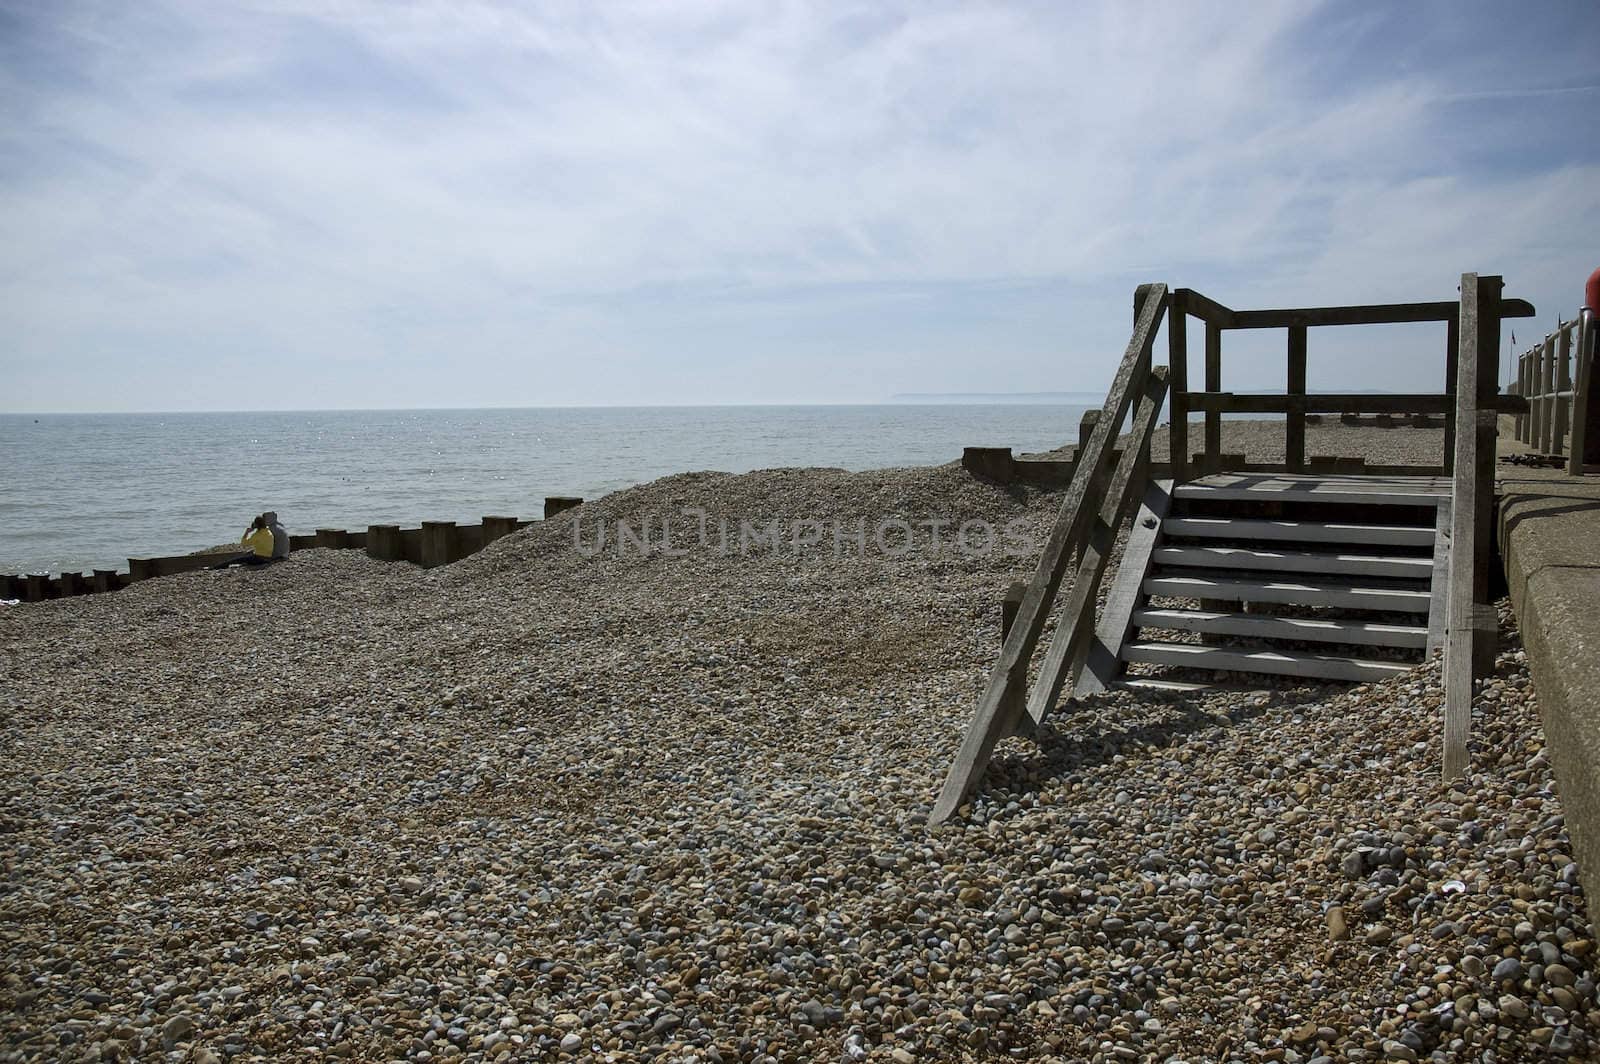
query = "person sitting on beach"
(263, 511, 290, 560)
(210, 515, 275, 569)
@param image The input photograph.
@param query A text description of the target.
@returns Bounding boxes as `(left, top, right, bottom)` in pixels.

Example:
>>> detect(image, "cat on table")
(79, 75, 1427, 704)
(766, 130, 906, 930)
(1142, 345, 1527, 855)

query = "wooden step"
(1151, 545, 1433, 579)
(1114, 677, 1213, 692)
(1175, 476, 1447, 507)
(1161, 517, 1435, 548)
(1122, 641, 1413, 682)
(1114, 676, 1273, 694)
(1143, 573, 1432, 613)
(1132, 607, 1429, 648)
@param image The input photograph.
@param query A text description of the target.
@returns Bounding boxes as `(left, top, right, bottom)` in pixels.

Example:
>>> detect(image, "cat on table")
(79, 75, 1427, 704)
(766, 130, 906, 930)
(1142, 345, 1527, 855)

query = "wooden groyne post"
(420, 521, 458, 569)
(482, 515, 519, 544)
(367, 525, 403, 561)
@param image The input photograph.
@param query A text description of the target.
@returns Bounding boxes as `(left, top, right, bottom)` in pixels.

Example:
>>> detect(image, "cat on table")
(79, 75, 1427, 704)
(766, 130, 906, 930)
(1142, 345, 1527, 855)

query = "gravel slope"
(1, 457, 1593, 1063)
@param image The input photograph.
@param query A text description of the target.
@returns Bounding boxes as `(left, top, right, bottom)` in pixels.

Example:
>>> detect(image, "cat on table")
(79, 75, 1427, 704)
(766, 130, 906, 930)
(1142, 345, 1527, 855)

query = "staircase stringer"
(1075, 479, 1172, 696)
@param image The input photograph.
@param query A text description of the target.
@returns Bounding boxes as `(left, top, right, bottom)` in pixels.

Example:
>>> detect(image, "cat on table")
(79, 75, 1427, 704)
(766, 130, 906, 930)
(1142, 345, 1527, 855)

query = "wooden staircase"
(932, 274, 1525, 824)
(1079, 473, 1452, 692)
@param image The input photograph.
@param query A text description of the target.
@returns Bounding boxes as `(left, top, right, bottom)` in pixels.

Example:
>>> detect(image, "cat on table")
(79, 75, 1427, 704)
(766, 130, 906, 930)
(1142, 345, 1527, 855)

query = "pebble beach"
(2, 422, 1595, 1063)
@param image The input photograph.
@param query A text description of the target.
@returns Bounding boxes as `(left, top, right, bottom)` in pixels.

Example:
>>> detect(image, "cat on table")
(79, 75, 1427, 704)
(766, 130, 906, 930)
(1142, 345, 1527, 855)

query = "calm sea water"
(0, 404, 1096, 577)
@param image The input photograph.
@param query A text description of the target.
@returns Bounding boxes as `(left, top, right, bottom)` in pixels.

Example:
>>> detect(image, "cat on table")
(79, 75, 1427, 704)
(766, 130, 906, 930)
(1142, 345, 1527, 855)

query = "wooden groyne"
(1, 496, 584, 603)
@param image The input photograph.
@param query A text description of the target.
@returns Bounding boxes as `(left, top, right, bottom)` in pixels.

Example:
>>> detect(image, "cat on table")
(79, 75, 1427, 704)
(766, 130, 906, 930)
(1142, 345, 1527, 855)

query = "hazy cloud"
(2, 0, 1597, 410)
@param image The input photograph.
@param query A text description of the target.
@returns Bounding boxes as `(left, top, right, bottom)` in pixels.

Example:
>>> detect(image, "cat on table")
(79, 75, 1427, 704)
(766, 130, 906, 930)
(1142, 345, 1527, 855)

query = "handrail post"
(1516, 351, 1529, 442)
(1444, 314, 1460, 472)
(1204, 320, 1222, 469)
(1525, 345, 1537, 446)
(1555, 328, 1573, 456)
(1168, 290, 1188, 485)
(1444, 272, 1503, 778)
(1540, 335, 1558, 454)
(1531, 340, 1546, 449)
(1286, 325, 1308, 472)
(1573, 309, 1596, 475)
(1531, 345, 1540, 445)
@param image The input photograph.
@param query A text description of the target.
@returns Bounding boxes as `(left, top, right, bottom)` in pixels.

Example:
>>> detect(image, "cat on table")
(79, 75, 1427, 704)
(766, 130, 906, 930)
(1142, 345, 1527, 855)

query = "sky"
(1, 0, 1598, 413)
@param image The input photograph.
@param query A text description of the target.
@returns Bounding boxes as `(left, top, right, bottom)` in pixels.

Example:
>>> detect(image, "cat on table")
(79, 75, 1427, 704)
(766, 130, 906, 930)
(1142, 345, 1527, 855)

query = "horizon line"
(1, 397, 1111, 417)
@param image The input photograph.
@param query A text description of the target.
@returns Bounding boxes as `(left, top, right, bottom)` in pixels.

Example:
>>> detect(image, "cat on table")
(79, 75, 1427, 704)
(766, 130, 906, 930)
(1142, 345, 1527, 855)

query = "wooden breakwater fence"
(934, 274, 1534, 823)
(0, 496, 584, 603)
(1508, 307, 1598, 474)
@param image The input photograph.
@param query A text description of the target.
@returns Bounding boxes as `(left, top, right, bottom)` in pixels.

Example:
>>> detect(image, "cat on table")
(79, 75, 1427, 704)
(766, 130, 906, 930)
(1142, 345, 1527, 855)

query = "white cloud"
(1, 0, 1596, 409)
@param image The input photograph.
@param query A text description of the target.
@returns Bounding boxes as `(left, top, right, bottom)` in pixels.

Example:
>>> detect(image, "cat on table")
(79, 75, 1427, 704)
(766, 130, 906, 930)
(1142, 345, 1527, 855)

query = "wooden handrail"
(1174, 290, 1534, 331)
(1168, 283, 1534, 478)
(1181, 392, 1527, 415)
(1228, 299, 1534, 330)
(1174, 288, 1236, 328)
(932, 283, 1169, 824)
(1572, 310, 1595, 475)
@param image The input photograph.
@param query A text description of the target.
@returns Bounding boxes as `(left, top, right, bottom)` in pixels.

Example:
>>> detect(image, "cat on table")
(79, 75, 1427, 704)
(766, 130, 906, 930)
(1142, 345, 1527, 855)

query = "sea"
(0, 404, 1098, 577)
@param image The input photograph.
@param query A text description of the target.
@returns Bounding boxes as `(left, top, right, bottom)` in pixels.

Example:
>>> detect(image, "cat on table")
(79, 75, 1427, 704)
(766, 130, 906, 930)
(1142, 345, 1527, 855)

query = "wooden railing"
(1509, 309, 1596, 475)
(1167, 289, 1534, 480)
(932, 283, 1170, 823)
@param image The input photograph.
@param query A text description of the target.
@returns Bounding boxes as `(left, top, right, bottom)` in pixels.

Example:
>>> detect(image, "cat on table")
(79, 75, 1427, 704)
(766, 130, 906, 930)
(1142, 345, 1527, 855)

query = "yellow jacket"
(241, 527, 274, 558)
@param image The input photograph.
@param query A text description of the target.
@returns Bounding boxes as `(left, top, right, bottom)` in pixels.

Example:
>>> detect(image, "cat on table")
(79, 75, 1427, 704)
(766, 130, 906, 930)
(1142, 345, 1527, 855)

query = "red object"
(1587, 266, 1600, 312)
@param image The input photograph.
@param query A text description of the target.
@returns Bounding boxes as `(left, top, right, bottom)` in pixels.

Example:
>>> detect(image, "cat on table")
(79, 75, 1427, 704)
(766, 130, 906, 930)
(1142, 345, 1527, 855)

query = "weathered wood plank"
(1554, 329, 1572, 455)
(1131, 607, 1428, 648)
(930, 283, 1169, 825)
(1541, 335, 1558, 454)
(1514, 350, 1527, 443)
(1168, 290, 1188, 486)
(1204, 320, 1222, 469)
(1444, 273, 1500, 778)
(1144, 573, 1432, 612)
(1227, 298, 1532, 330)
(1076, 480, 1172, 696)
(1174, 288, 1236, 327)
(1151, 544, 1432, 579)
(1529, 342, 1546, 449)
(1025, 367, 1170, 722)
(1122, 641, 1412, 682)
(1180, 392, 1525, 416)
(1286, 325, 1307, 472)
(1161, 517, 1435, 547)
(1444, 314, 1461, 471)
(998, 581, 1028, 734)
(1426, 499, 1451, 657)
(1173, 481, 1447, 506)
(1572, 311, 1595, 475)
